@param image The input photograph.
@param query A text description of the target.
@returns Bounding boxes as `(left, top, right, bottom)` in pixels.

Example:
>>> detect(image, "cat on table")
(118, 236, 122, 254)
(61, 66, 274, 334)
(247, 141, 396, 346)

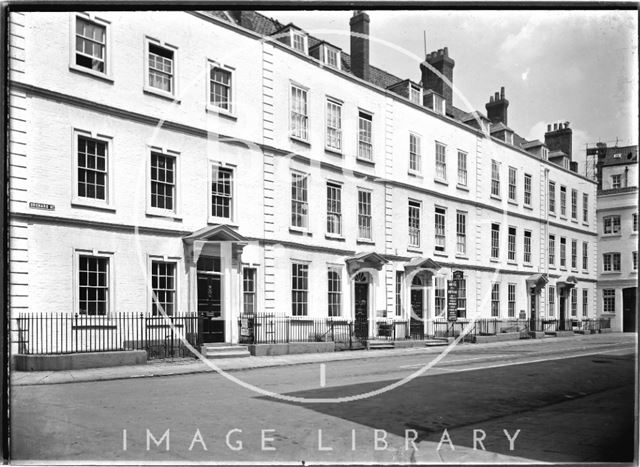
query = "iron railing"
(13, 312, 199, 359)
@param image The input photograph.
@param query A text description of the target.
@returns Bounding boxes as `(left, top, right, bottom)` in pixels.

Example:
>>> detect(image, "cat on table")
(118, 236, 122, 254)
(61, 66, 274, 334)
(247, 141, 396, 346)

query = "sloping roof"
(600, 145, 638, 167)
(183, 224, 248, 244)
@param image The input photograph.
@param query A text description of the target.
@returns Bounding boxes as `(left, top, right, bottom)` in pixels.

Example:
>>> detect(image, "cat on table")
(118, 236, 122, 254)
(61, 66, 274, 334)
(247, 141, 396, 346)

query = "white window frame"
(74, 249, 115, 317)
(508, 283, 516, 318)
(290, 83, 309, 142)
(408, 199, 421, 249)
(357, 110, 373, 162)
(206, 59, 235, 116)
(434, 276, 446, 317)
(325, 97, 343, 153)
(69, 13, 112, 81)
(491, 223, 500, 260)
(409, 84, 422, 105)
(560, 185, 567, 217)
(456, 210, 467, 257)
(290, 29, 308, 54)
(71, 128, 115, 211)
(524, 173, 532, 207)
(457, 150, 468, 187)
(144, 36, 179, 100)
(208, 162, 236, 224)
(549, 234, 556, 266)
(435, 206, 446, 253)
(147, 146, 181, 219)
(571, 189, 578, 220)
(435, 142, 447, 182)
(633, 251, 638, 271)
(326, 181, 342, 237)
(508, 166, 517, 202)
(323, 45, 341, 69)
(357, 188, 373, 241)
(571, 288, 577, 317)
(548, 180, 556, 214)
(582, 288, 588, 317)
(291, 261, 310, 316)
(491, 159, 501, 198)
(611, 174, 622, 189)
(582, 193, 589, 223)
(507, 226, 517, 262)
(523, 230, 531, 264)
(633, 213, 638, 233)
(409, 133, 422, 174)
(291, 170, 309, 231)
(548, 285, 556, 317)
(491, 283, 501, 317)
(243, 266, 258, 315)
(148, 256, 180, 316)
(560, 237, 567, 268)
(603, 215, 621, 235)
(603, 289, 615, 313)
(327, 266, 342, 317)
(571, 239, 577, 270)
(582, 241, 588, 271)
(603, 252, 621, 272)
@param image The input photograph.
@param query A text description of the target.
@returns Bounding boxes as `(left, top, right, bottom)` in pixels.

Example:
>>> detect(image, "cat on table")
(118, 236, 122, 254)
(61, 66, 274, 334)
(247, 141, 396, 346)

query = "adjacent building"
(592, 144, 638, 332)
(8, 10, 599, 348)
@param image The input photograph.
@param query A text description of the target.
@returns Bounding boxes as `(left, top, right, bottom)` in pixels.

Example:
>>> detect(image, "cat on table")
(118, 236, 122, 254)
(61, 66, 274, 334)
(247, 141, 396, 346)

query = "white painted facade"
(9, 11, 599, 346)
(596, 162, 638, 332)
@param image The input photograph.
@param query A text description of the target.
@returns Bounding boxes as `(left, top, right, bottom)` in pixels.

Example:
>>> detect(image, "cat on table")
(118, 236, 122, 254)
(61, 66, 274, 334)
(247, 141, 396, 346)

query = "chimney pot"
(565, 121, 570, 129)
(443, 46, 449, 56)
(547, 124, 552, 132)
(553, 123, 558, 130)
(500, 86, 505, 99)
(494, 92, 499, 100)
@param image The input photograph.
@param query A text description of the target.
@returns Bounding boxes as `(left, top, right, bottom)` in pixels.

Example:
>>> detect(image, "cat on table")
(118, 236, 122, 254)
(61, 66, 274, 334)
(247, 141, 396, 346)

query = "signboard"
(29, 202, 55, 211)
(447, 280, 458, 322)
(240, 316, 254, 341)
(452, 270, 464, 280)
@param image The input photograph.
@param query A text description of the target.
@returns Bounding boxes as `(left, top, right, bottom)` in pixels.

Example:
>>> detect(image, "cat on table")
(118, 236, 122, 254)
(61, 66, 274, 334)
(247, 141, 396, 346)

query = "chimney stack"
(420, 46, 455, 115)
(485, 86, 509, 126)
(544, 121, 573, 159)
(350, 11, 370, 81)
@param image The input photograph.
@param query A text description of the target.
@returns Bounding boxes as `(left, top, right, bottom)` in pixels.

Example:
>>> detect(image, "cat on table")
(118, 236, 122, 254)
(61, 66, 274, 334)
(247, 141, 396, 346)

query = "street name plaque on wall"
(28, 202, 55, 211)
(447, 280, 458, 322)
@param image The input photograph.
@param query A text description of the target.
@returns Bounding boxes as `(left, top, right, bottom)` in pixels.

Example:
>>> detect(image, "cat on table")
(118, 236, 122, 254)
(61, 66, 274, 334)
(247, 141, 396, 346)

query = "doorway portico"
(345, 252, 388, 338)
(404, 257, 441, 338)
(183, 225, 247, 344)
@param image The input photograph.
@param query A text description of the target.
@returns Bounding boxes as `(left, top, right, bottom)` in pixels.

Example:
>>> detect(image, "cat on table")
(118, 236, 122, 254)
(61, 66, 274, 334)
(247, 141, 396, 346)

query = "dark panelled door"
(559, 291, 566, 330)
(354, 283, 369, 339)
(410, 289, 424, 339)
(622, 287, 637, 332)
(197, 273, 224, 343)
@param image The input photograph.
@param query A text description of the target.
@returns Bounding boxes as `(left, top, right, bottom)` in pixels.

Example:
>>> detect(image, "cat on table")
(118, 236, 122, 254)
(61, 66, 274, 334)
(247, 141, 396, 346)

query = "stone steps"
(367, 340, 395, 350)
(201, 344, 251, 359)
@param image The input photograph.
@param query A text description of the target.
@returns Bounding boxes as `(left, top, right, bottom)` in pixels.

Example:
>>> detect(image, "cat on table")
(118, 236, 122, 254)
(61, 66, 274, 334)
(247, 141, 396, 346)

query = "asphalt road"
(11, 335, 637, 463)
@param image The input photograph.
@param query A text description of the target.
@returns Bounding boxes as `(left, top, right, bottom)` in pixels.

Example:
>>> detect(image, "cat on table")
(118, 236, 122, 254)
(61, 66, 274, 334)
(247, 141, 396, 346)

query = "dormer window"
(325, 46, 339, 68)
(542, 147, 549, 160)
(291, 29, 308, 54)
(409, 84, 422, 105)
(426, 92, 445, 115)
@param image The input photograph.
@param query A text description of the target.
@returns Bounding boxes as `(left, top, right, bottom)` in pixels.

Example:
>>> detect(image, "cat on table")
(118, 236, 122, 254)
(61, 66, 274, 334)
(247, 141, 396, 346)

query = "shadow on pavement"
(267, 353, 635, 463)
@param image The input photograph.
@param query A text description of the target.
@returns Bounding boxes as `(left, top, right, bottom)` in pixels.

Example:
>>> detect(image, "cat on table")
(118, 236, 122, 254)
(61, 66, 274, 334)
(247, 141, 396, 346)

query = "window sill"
(571, 219, 578, 224)
(290, 135, 311, 146)
(524, 204, 533, 211)
(356, 238, 375, 245)
(356, 157, 375, 166)
(407, 247, 423, 254)
(559, 267, 567, 271)
(508, 200, 518, 206)
(71, 200, 116, 213)
(523, 263, 533, 268)
(507, 260, 517, 266)
(290, 226, 312, 236)
(560, 215, 568, 221)
(143, 86, 181, 104)
(325, 147, 343, 157)
(582, 222, 590, 228)
(408, 170, 423, 178)
(455, 254, 469, 260)
(325, 233, 345, 241)
(571, 269, 579, 273)
(490, 194, 502, 201)
(433, 251, 448, 258)
(146, 209, 182, 221)
(69, 64, 114, 83)
(434, 178, 448, 186)
(602, 233, 622, 238)
(205, 105, 237, 120)
(490, 258, 499, 263)
(549, 213, 556, 218)
(601, 271, 621, 275)
(456, 184, 469, 192)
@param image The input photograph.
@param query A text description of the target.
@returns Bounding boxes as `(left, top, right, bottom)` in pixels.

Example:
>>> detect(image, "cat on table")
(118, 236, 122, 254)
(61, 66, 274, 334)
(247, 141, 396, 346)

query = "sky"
(260, 9, 638, 171)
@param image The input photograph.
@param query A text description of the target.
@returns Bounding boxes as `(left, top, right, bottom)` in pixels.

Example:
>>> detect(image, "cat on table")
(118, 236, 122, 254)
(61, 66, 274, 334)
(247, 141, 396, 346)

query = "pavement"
(11, 333, 636, 463)
(11, 332, 636, 387)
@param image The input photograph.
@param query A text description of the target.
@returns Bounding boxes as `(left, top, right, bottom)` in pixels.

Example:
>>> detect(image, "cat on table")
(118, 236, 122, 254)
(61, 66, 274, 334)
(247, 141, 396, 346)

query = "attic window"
(291, 30, 308, 54)
(429, 93, 445, 115)
(323, 45, 340, 69)
(409, 84, 422, 104)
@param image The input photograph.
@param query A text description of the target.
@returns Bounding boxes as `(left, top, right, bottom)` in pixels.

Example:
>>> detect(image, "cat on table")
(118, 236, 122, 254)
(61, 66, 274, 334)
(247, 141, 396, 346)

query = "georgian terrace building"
(8, 10, 598, 347)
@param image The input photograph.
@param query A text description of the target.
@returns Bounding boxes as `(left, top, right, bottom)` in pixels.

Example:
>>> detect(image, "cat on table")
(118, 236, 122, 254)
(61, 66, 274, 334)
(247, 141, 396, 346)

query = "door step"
(424, 338, 449, 346)
(200, 344, 251, 359)
(367, 340, 395, 350)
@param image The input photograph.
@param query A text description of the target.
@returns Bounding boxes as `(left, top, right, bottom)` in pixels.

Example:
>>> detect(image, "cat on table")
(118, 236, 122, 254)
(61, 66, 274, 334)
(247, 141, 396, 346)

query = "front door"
(622, 287, 637, 332)
(410, 288, 424, 339)
(559, 290, 566, 330)
(354, 283, 369, 339)
(529, 291, 537, 331)
(197, 272, 224, 343)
